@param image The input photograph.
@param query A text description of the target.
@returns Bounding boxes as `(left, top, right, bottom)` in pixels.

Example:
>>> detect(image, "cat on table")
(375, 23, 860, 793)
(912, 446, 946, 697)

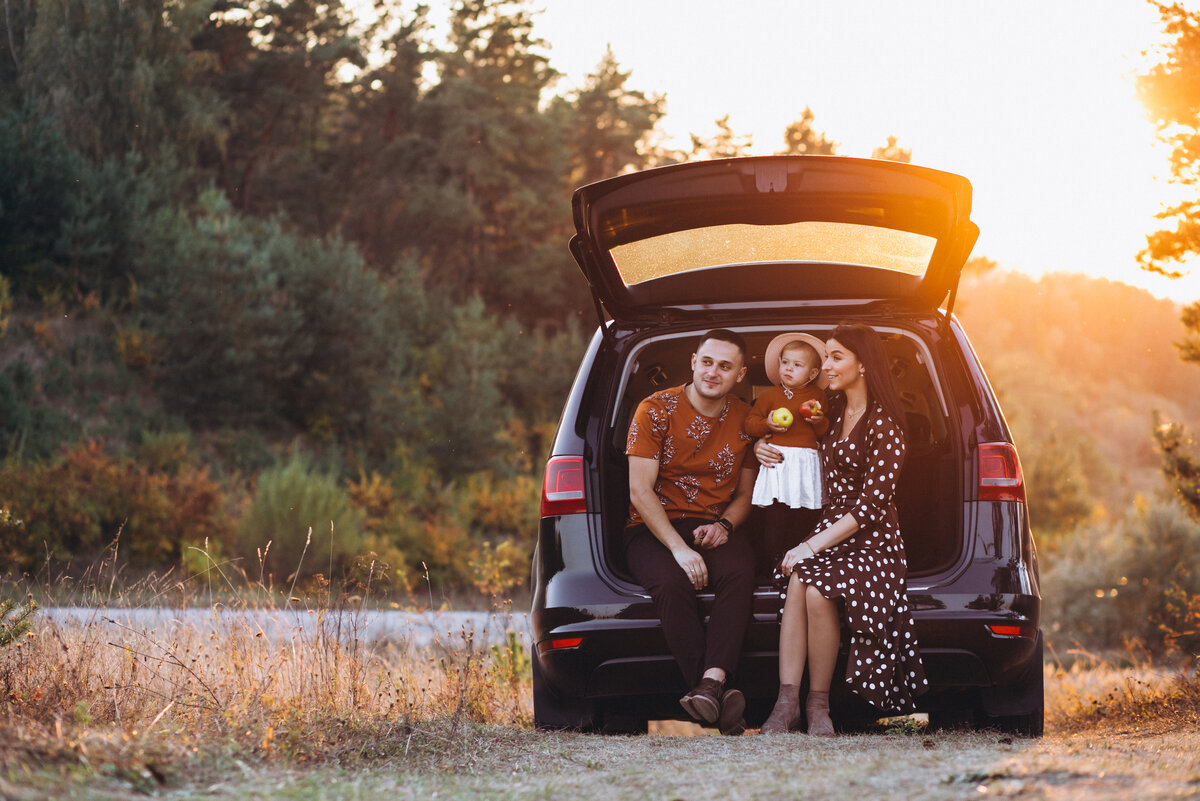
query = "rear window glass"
(610, 221, 937, 287)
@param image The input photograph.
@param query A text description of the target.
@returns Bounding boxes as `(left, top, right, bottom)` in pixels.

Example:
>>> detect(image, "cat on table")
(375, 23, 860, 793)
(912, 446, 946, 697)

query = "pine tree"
(1153, 415, 1200, 519)
(0, 597, 37, 649)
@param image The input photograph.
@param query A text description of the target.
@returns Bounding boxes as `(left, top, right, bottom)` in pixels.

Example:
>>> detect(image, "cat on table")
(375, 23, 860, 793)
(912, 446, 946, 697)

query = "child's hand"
(766, 419, 790, 434)
(798, 399, 823, 425)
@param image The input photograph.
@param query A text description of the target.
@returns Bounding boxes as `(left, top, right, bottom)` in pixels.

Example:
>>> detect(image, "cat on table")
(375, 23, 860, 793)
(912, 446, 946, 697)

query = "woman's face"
(822, 338, 865, 393)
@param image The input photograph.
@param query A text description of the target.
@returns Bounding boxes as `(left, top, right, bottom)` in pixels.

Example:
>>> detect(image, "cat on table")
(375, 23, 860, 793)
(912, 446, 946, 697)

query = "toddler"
(744, 333, 830, 564)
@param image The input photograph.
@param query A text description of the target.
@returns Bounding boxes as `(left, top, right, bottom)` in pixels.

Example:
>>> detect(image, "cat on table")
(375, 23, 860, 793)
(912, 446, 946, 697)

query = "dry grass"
(0, 602, 531, 794)
(4, 595, 1200, 799)
(1045, 650, 1200, 734)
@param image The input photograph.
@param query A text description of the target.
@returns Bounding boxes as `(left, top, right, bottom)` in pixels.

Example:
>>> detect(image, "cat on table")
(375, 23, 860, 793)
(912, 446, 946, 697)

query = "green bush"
(1043, 498, 1200, 656)
(237, 454, 365, 585)
(0, 358, 82, 461)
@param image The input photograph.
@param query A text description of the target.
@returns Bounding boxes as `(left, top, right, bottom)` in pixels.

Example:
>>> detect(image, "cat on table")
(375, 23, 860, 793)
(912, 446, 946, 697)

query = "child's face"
(779, 346, 820, 390)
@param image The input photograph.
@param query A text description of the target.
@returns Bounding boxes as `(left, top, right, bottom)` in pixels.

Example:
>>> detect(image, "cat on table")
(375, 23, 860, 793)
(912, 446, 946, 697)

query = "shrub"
(237, 454, 365, 585)
(0, 357, 82, 461)
(1043, 498, 1200, 656)
(454, 471, 539, 539)
(0, 439, 232, 572)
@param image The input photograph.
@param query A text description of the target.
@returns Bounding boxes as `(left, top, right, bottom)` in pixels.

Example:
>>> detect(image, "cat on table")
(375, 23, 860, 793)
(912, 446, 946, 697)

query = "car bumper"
(533, 592, 1040, 709)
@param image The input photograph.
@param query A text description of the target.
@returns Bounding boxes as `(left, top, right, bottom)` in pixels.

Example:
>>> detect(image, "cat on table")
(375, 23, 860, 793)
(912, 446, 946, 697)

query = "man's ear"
(690, 353, 698, 371)
(736, 365, 747, 383)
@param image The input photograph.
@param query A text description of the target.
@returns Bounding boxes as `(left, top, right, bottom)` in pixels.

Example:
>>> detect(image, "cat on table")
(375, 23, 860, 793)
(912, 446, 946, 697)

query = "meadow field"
(2, 594, 1198, 801)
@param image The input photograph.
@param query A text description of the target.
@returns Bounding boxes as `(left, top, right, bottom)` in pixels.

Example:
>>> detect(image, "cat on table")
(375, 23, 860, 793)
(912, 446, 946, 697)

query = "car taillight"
(541, 456, 587, 517)
(987, 623, 1036, 638)
(978, 442, 1025, 503)
(536, 637, 584, 654)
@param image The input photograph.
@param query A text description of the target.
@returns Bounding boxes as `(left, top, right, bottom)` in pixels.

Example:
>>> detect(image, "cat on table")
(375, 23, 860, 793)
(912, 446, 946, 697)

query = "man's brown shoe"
(717, 687, 746, 736)
(679, 677, 723, 724)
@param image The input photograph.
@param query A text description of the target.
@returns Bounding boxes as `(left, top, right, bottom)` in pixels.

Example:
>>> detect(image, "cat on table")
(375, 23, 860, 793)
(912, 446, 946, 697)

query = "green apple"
(770, 407, 794, 428)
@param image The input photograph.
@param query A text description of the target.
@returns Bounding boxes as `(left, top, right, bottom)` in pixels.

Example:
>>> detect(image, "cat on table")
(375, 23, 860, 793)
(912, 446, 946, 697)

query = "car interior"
(603, 328, 962, 584)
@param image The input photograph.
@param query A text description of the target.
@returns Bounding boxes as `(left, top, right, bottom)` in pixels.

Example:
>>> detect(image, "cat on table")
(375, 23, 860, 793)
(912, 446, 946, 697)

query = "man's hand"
(754, 435, 784, 467)
(691, 522, 728, 550)
(672, 546, 708, 589)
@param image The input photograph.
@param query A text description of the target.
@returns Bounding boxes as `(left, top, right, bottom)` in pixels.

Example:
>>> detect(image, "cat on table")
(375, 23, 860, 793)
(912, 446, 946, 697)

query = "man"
(623, 329, 758, 736)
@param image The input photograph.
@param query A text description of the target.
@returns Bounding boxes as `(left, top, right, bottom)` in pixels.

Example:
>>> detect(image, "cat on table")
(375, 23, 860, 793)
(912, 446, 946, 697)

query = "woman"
(755, 323, 927, 735)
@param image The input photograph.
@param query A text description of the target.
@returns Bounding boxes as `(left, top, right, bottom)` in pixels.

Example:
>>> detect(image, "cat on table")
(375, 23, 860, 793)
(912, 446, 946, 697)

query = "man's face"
(690, 339, 746, 401)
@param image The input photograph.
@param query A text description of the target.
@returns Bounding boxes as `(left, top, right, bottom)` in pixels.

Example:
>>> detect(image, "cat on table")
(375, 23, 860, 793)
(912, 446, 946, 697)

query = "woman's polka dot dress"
(777, 402, 928, 713)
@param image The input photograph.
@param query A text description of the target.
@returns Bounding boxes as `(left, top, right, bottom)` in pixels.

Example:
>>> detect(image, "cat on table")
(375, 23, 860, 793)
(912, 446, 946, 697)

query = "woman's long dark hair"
(827, 323, 907, 437)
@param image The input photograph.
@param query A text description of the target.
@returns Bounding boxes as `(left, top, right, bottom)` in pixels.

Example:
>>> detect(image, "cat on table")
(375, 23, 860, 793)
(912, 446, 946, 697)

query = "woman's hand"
(778, 541, 817, 574)
(754, 435, 784, 468)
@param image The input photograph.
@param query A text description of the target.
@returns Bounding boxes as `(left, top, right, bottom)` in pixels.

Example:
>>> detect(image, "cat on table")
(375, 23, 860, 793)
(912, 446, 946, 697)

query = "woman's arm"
(778, 410, 907, 572)
(779, 511, 859, 573)
(753, 434, 784, 467)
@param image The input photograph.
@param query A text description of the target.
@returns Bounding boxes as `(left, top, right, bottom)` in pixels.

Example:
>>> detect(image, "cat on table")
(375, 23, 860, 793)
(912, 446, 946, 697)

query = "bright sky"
(424, 1, 1200, 304)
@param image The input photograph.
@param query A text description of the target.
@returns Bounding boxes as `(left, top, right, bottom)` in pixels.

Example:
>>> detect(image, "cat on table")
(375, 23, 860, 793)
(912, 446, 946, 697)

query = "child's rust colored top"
(744, 384, 829, 447)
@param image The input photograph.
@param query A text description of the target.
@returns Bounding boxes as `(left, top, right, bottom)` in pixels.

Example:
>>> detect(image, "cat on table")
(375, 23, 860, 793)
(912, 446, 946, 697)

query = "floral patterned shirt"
(625, 384, 754, 527)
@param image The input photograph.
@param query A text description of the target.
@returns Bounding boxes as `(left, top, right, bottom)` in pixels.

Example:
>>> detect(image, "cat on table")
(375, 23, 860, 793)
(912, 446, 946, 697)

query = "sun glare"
(527, 1, 1199, 304)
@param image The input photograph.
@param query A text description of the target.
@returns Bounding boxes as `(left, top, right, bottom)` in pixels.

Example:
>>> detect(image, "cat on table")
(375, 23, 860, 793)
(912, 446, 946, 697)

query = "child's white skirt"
(752, 446, 823, 509)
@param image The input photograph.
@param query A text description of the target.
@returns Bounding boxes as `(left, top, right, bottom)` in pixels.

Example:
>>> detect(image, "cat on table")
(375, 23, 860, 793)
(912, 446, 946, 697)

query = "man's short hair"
(697, 329, 747, 360)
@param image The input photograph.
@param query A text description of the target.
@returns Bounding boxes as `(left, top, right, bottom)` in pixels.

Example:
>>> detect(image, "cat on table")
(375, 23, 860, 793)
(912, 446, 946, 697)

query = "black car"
(531, 155, 1042, 735)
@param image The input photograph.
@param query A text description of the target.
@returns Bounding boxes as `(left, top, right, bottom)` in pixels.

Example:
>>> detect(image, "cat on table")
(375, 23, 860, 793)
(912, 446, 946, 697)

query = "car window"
(611, 222, 937, 287)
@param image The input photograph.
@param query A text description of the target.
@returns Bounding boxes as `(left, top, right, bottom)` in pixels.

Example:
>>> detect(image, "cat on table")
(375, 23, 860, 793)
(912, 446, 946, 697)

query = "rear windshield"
(610, 222, 937, 287)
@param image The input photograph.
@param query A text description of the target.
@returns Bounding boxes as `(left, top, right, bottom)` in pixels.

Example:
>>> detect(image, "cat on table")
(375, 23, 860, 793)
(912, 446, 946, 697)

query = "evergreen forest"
(2, 0, 1200, 640)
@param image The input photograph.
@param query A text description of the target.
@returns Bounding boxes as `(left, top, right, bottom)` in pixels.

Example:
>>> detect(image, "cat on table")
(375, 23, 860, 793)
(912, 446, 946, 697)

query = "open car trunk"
(601, 325, 962, 585)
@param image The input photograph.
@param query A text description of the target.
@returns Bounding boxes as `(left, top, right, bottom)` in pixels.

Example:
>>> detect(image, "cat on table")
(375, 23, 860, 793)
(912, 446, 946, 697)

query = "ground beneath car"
(9, 722, 1194, 800)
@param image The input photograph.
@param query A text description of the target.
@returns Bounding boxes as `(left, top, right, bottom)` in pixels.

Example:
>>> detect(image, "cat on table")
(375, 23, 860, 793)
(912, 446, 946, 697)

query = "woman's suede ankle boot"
(759, 684, 802, 734)
(805, 690, 835, 737)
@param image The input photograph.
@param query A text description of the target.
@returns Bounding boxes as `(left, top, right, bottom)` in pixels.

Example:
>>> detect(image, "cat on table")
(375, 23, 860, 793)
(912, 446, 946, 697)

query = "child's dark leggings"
(762, 503, 821, 569)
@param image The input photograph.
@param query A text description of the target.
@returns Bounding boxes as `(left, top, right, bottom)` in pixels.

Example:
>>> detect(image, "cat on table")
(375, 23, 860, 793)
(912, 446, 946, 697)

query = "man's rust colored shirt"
(625, 384, 754, 527)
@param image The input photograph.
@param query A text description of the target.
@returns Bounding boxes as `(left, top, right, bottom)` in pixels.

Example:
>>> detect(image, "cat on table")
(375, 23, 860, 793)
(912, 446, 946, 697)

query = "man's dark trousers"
(622, 517, 755, 688)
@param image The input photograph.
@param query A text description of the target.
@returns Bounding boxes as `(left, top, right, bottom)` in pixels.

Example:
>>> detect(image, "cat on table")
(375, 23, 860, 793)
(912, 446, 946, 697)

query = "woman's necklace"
(845, 404, 866, 419)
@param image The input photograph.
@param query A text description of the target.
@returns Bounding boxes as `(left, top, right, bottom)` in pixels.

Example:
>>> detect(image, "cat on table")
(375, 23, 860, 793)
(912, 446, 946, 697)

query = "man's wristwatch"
(715, 517, 734, 534)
